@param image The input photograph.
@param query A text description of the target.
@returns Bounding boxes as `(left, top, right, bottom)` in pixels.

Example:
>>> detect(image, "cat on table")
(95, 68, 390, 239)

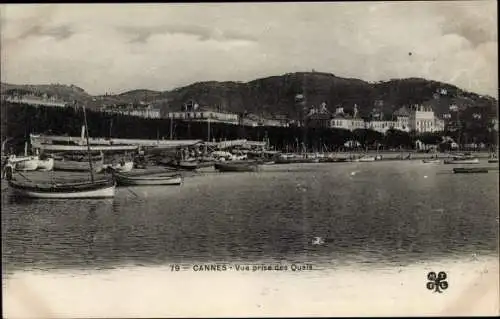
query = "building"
(408, 105, 444, 133)
(3, 93, 67, 108)
(166, 110, 239, 124)
(101, 103, 161, 119)
(366, 120, 396, 134)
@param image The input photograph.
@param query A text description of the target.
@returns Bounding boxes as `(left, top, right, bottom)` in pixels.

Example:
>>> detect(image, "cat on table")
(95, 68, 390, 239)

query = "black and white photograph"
(1, 2, 498, 317)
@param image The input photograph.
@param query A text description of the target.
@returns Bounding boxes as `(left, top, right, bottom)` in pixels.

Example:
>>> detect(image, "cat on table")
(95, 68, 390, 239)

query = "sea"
(2, 161, 499, 317)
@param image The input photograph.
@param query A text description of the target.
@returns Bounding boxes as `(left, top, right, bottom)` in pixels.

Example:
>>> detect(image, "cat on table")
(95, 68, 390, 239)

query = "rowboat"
(112, 171, 183, 186)
(214, 160, 259, 172)
(453, 167, 489, 174)
(422, 159, 441, 164)
(443, 157, 480, 164)
(37, 157, 54, 171)
(54, 157, 104, 172)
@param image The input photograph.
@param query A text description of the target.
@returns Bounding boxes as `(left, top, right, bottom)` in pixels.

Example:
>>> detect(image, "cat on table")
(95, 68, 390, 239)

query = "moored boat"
(112, 171, 183, 186)
(488, 159, 498, 163)
(422, 159, 441, 164)
(356, 156, 376, 162)
(453, 167, 489, 174)
(443, 157, 480, 164)
(6, 104, 116, 199)
(214, 160, 259, 172)
(5, 166, 115, 198)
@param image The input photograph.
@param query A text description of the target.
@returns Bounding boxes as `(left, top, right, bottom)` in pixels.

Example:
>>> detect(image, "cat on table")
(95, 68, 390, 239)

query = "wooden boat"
(422, 159, 441, 164)
(453, 167, 489, 174)
(356, 156, 376, 162)
(54, 157, 104, 172)
(7, 176, 115, 198)
(37, 157, 54, 171)
(488, 159, 498, 163)
(112, 171, 183, 186)
(177, 160, 199, 170)
(11, 156, 39, 171)
(215, 160, 259, 172)
(443, 157, 480, 164)
(6, 104, 116, 199)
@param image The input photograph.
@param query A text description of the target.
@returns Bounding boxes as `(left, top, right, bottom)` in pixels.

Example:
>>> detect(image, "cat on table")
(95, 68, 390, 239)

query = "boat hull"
(114, 173, 183, 186)
(8, 179, 116, 199)
(444, 159, 480, 164)
(215, 161, 259, 172)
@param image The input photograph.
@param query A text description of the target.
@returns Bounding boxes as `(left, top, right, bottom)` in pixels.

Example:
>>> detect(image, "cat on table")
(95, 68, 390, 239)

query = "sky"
(0, 2, 497, 97)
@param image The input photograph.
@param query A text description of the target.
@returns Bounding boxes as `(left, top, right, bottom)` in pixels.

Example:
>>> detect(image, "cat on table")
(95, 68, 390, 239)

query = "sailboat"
(6, 104, 116, 199)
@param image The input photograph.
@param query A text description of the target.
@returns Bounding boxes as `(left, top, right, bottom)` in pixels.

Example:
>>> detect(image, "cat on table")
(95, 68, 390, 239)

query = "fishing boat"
(37, 156, 54, 171)
(453, 167, 489, 174)
(422, 159, 441, 164)
(112, 171, 183, 186)
(214, 160, 259, 172)
(7, 176, 115, 198)
(6, 104, 116, 199)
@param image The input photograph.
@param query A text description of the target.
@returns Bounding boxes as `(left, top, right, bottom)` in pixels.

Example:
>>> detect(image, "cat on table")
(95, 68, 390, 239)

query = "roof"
(394, 106, 410, 117)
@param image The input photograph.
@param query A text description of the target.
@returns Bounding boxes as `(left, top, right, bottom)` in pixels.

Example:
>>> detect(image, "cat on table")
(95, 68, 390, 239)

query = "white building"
(366, 120, 396, 134)
(408, 105, 444, 133)
(4, 94, 67, 107)
(166, 110, 239, 124)
(102, 105, 161, 119)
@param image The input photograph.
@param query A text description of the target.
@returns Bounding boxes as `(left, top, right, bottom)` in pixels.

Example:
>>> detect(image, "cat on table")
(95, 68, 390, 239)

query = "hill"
(2, 72, 497, 123)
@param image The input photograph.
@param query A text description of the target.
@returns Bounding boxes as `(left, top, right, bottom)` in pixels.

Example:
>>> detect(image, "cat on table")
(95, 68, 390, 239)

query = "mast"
(170, 117, 173, 140)
(82, 104, 95, 182)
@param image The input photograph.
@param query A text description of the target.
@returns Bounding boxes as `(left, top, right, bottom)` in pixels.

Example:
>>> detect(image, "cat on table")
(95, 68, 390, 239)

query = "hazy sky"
(1, 2, 497, 97)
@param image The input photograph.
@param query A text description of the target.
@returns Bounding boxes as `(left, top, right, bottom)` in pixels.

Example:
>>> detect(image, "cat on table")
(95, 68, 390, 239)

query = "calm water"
(2, 161, 499, 273)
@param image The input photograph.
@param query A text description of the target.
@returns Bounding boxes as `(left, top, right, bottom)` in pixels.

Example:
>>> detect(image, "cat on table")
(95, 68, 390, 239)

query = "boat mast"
(170, 117, 173, 140)
(82, 104, 95, 182)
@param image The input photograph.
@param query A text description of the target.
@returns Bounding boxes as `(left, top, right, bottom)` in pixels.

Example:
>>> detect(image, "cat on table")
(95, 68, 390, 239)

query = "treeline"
(1, 103, 497, 153)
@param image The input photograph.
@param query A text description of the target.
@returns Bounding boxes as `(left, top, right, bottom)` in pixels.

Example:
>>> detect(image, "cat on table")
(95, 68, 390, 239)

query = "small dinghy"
(112, 171, 183, 186)
(422, 159, 440, 164)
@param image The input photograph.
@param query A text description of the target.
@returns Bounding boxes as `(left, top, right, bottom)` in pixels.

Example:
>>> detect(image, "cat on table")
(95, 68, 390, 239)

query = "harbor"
(1, 2, 498, 317)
